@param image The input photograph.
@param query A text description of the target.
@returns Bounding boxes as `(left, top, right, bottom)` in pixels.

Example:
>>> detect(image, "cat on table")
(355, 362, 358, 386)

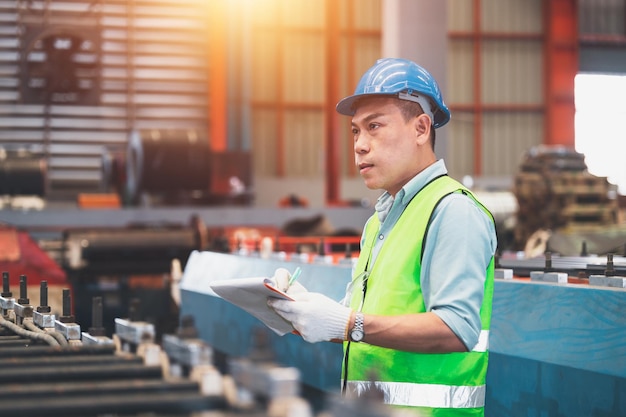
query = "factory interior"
(1, 0, 625, 416)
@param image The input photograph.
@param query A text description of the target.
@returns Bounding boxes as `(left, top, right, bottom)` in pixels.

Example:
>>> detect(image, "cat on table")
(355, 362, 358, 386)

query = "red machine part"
(0, 226, 68, 289)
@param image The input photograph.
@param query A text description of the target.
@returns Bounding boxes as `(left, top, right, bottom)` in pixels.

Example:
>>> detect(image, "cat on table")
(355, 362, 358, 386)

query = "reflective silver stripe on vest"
(345, 380, 486, 408)
(471, 330, 489, 352)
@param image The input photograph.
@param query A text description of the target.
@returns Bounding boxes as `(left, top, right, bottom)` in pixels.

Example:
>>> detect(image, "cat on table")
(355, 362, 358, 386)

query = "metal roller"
(125, 129, 211, 202)
(0, 343, 115, 358)
(0, 352, 144, 369)
(0, 151, 47, 196)
(0, 391, 224, 416)
(100, 150, 126, 194)
(62, 222, 203, 272)
(0, 378, 202, 400)
(0, 363, 164, 383)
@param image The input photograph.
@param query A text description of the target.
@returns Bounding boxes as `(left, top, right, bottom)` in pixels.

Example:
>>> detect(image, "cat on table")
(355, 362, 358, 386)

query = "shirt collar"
(375, 160, 448, 222)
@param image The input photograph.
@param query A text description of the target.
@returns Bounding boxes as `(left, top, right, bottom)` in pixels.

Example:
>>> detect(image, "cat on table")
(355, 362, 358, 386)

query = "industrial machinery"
(0, 266, 412, 417)
(60, 216, 208, 339)
(0, 148, 47, 211)
(512, 145, 620, 250)
(6, 210, 362, 343)
(0, 148, 47, 198)
(0, 271, 223, 416)
(120, 129, 254, 206)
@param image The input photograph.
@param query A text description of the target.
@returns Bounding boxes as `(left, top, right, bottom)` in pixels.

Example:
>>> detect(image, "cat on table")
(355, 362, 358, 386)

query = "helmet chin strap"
(398, 91, 435, 125)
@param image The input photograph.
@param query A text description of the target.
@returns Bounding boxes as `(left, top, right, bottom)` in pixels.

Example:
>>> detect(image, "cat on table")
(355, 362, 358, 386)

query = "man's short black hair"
(396, 99, 436, 150)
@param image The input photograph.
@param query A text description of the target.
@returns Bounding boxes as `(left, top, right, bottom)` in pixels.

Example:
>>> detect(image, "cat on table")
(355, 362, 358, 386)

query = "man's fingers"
(267, 298, 292, 313)
(272, 268, 291, 291)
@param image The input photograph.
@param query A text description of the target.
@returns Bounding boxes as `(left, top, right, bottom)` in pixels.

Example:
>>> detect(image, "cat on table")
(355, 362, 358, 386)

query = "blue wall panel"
(486, 353, 626, 417)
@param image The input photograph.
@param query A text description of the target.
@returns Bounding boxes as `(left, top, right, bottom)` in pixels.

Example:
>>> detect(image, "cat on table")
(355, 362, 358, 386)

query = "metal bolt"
(18, 275, 29, 305)
(37, 280, 51, 313)
(605, 253, 615, 277)
(544, 252, 553, 272)
(1, 271, 11, 297)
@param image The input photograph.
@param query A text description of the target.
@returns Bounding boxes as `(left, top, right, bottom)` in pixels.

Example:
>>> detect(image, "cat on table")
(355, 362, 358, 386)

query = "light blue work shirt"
(364, 159, 497, 350)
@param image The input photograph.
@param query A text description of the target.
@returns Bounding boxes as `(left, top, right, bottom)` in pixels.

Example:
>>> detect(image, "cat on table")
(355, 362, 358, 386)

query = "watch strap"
(350, 312, 365, 342)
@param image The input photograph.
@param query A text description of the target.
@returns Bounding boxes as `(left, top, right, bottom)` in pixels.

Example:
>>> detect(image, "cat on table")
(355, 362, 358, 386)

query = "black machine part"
(125, 129, 211, 202)
(62, 217, 206, 273)
(0, 150, 47, 196)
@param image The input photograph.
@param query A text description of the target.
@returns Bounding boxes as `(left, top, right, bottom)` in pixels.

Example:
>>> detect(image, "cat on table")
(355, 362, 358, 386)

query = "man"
(268, 58, 497, 416)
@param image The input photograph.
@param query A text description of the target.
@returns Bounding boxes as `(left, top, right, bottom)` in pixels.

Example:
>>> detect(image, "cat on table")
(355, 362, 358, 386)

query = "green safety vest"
(342, 175, 495, 417)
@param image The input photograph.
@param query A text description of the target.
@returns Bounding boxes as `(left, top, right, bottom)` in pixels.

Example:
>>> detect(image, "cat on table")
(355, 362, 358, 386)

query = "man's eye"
(369, 123, 379, 130)
(351, 128, 359, 135)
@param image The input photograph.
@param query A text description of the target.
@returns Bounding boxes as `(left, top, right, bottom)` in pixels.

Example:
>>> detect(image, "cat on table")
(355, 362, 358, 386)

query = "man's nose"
(354, 133, 369, 154)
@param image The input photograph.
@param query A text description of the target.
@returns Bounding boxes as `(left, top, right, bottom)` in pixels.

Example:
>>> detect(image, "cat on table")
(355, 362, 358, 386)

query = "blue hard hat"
(336, 58, 451, 128)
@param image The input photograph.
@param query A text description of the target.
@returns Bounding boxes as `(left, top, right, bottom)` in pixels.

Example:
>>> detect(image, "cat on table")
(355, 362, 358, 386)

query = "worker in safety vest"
(269, 58, 497, 417)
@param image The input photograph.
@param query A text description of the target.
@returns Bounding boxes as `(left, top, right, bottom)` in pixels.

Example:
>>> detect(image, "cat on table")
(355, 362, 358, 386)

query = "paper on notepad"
(209, 276, 295, 336)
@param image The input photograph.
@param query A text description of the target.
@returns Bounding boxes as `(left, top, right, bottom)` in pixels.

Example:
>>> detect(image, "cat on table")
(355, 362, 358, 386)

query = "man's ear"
(414, 114, 432, 145)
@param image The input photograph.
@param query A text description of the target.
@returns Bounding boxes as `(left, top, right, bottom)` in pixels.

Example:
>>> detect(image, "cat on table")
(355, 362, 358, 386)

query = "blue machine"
(180, 251, 626, 416)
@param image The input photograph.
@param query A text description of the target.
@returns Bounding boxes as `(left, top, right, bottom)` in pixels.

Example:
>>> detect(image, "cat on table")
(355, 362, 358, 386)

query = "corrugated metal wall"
(447, 0, 544, 181)
(579, 0, 625, 35)
(578, 0, 626, 74)
(0, 0, 209, 199)
(248, 0, 546, 185)
(335, 0, 382, 178)
(248, 0, 381, 179)
(248, 0, 553, 195)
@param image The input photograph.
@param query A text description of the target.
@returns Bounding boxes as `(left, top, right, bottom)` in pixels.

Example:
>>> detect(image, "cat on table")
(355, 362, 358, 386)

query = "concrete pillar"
(382, 0, 448, 159)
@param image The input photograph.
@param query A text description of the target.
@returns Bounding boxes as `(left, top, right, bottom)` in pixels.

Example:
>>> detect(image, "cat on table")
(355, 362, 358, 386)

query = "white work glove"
(268, 292, 352, 343)
(271, 268, 308, 295)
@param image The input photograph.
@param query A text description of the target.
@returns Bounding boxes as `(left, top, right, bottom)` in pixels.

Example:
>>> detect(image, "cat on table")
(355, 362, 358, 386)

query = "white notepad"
(209, 276, 295, 336)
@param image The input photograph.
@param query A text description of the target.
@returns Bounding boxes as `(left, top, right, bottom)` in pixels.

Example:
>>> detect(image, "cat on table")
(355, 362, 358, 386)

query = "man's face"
(350, 97, 432, 196)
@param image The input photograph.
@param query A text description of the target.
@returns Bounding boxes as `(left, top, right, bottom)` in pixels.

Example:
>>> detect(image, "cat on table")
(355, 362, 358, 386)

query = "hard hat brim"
(336, 93, 393, 116)
(336, 92, 451, 128)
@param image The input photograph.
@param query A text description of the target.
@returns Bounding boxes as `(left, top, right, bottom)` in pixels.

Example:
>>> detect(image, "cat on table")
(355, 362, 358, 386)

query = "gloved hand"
(268, 292, 352, 343)
(271, 268, 308, 295)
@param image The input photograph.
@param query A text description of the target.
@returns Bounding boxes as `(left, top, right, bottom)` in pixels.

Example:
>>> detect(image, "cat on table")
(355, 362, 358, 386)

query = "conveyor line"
(0, 362, 164, 383)
(0, 343, 116, 358)
(0, 390, 226, 416)
(0, 352, 143, 369)
(0, 378, 202, 399)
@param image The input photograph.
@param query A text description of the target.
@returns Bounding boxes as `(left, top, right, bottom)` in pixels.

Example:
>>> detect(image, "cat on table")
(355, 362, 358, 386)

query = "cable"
(22, 319, 69, 346)
(0, 316, 60, 347)
(50, 330, 70, 346)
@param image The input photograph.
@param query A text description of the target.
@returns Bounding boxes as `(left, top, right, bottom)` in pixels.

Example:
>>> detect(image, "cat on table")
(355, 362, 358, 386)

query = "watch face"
(351, 329, 364, 342)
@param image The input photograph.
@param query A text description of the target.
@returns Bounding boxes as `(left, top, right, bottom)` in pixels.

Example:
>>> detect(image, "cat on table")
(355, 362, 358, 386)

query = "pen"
(288, 267, 302, 286)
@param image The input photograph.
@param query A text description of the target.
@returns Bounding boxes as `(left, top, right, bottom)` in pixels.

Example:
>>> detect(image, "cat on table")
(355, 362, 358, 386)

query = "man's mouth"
(358, 163, 373, 172)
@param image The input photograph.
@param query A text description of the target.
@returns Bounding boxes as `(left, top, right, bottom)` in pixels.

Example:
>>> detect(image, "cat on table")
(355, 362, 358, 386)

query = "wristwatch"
(350, 312, 365, 342)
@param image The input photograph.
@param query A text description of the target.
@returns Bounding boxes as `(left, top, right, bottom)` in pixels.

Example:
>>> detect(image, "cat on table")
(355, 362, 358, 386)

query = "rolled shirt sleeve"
(421, 192, 497, 351)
